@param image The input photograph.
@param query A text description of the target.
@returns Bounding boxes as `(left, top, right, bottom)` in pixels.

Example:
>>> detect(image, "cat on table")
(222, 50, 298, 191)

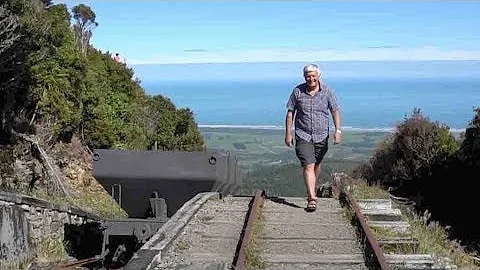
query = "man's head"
(303, 64, 320, 90)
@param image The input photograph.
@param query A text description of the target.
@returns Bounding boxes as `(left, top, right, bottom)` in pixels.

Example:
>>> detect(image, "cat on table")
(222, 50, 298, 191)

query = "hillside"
(0, 0, 205, 214)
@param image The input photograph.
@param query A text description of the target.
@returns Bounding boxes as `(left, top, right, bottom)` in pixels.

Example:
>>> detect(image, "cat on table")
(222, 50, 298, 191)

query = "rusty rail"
(53, 256, 101, 269)
(54, 248, 108, 269)
(347, 191, 391, 270)
(233, 189, 266, 269)
(332, 177, 390, 270)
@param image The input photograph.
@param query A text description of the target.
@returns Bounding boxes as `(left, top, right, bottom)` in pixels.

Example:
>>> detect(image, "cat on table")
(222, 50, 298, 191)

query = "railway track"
(124, 188, 384, 270)
(57, 185, 445, 269)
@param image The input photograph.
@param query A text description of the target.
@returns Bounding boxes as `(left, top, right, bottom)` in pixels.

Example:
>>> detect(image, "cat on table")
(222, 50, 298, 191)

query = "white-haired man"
(285, 64, 342, 212)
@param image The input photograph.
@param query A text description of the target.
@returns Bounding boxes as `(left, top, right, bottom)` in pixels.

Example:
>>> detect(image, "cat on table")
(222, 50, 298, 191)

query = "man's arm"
(285, 110, 294, 147)
(326, 86, 341, 143)
(332, 109, 341, 132)
(285, 89, 296, 147)
(331, 109, 342, 144)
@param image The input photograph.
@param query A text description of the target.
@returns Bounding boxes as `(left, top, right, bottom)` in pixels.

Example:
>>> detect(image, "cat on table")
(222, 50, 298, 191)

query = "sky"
(57, 1, 480, 65)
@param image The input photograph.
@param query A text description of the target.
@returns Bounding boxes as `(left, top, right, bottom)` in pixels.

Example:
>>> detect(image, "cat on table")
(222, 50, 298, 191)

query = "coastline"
(198, 124, 466, 133)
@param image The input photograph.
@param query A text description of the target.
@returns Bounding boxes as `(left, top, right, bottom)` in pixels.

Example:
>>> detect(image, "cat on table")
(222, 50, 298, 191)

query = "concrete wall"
(0, 190, 101, 268)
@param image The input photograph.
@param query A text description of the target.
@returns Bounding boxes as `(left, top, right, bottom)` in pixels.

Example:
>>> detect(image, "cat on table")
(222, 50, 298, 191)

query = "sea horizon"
(141, 75, 480, 132)
(198, 124, 466, 133)
(132, 60, 480, 82)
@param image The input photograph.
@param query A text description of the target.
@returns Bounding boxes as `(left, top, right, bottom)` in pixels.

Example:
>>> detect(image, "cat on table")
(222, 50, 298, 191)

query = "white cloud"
(127, 46, 480, 65)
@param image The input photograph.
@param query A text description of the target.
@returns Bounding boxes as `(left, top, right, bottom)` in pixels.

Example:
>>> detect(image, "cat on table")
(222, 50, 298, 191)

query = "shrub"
(363, 108, 458, 191)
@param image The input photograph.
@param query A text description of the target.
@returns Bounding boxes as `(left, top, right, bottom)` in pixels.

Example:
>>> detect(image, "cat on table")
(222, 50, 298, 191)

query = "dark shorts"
(295, 135, 329, 166)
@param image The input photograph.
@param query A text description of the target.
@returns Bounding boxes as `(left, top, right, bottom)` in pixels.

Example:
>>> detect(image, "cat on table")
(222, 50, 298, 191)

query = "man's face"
(304, 71, 319, 89)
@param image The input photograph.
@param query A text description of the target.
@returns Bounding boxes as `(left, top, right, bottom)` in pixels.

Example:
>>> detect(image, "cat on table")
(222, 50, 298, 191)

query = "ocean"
(141, 77, 480, 132)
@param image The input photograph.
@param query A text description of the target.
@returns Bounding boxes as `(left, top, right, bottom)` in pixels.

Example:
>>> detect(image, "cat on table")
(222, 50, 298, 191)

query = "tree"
(0, 5, 20, 56)
(0, 5, 21, 131)
(0, 4, 30, 140)
(71, 4, 97, 54)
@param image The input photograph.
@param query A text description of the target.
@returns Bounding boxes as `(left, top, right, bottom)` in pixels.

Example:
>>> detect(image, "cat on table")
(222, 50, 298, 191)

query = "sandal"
(306, 198, 317, 212)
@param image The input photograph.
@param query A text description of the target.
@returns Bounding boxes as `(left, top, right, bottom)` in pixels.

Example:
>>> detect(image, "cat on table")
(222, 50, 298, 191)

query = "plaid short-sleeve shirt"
(286, 82, 339, 143)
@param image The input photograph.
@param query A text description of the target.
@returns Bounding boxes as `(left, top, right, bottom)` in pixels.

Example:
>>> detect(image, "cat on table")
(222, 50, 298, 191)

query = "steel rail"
(53, 256, 101, 269)
(333, 178, 390, 270)
(233, 189, 266, 269)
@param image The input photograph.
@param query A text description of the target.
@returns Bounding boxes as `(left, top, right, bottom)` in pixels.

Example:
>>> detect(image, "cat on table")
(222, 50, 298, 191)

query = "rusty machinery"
(64, 149, 242, 268)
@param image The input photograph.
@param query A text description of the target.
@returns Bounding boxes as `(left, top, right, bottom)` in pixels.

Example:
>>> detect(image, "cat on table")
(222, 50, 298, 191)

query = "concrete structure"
(0, 190, 100, 268)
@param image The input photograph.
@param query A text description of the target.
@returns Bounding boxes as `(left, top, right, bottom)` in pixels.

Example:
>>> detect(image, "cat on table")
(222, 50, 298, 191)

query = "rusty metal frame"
(332, 177, 390, 270)
(233, 189, 266, 269)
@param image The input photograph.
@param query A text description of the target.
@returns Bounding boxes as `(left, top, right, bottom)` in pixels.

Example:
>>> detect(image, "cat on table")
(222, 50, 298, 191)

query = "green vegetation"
(353, 108, 480, 252)
(0, 1, 204, 264)
(1, 0, 204, 150)
(358, 108, 459, 189)
(348, 178, 391, 200)
(406, 212, 478, 267)
(72, 187, 127, 219)
(348, 178, 479, 269)
(26, 186, 126, 219)
(0, 260, 31, 270)
(370, 226, 411, 240)
(1, 0, 204, 206)
(36, 236, 68, 262)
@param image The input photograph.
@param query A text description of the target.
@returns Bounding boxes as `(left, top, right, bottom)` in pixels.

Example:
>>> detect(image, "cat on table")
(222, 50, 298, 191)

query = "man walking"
(285, 64, 342, 212)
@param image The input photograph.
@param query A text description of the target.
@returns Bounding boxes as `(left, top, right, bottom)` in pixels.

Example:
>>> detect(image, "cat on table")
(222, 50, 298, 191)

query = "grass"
(71, 186, 127, 219)
(381, 239, 419, 255)
(25, 185, 127, 220)
(348, 178, 391, 200)
(406, 211, 479, 268)
(36, 236, 68, 262)
(370, 226, 411, 239)
(0, 260, 32, 270)
(246, 203, 266, 270)
(348, 178, 480, 269)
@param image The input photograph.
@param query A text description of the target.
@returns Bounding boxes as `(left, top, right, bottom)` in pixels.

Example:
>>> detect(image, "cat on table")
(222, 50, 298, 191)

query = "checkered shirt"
(286, 82, 339, 143)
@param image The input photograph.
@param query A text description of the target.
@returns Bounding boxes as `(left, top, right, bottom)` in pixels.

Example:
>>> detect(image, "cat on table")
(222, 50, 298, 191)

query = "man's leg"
(295, 136, 317, 201)
(314, 163, 321, 181)
(313, 138, 329, 196)
(314, 163, 321, 196)
(303, 163, 317, 200)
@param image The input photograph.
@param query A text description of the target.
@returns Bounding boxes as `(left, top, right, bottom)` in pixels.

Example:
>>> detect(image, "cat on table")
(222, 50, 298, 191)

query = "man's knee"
(303, 163, 315, 171)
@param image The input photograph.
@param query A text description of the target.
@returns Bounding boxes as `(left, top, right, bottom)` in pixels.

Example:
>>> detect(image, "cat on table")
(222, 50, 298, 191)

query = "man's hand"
(333, 131, 342, 144)
(285, 134, 293, 147)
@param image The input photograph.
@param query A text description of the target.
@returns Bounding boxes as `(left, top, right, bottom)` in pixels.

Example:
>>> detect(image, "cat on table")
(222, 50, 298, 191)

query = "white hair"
(303, 64, 320, 74)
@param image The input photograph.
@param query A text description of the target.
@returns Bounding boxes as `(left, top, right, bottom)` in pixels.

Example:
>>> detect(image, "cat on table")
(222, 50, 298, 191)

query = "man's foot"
(306, 198, 317, 212)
